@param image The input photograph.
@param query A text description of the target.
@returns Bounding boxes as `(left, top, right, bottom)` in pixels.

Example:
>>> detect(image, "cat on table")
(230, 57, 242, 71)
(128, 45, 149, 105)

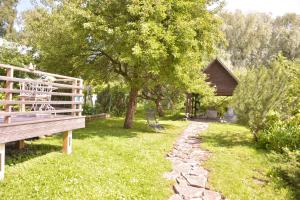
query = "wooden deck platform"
(0, 115, 85, 143)
(0, 64, 86, 180)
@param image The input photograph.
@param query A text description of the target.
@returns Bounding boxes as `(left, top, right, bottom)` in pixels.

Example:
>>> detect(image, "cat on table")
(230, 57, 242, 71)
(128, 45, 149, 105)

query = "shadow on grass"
(6, 143, 61, 166)
(5, 117, 179, 166)
(199, 130, 254, 148)
(74, 117, 168, 140)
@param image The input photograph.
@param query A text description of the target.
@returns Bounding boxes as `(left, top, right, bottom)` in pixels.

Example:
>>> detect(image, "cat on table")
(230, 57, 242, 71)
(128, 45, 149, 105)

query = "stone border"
(164, 121, 223, 200)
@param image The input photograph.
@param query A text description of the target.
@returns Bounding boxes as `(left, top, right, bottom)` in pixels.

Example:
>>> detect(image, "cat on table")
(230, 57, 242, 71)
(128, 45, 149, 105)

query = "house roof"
(204, 58, 238, 96)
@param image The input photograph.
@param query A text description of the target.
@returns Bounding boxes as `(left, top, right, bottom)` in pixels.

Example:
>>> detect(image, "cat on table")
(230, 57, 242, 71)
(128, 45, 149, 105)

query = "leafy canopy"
(24, 0, 223, 92)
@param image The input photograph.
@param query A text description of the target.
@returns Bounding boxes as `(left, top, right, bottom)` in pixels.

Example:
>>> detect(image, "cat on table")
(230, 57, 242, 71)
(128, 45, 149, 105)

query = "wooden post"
(4, 68, 13, 124)
(63, 131, 72, 154)
(17, 140, 25, 150)
(0, 144, 5, 180)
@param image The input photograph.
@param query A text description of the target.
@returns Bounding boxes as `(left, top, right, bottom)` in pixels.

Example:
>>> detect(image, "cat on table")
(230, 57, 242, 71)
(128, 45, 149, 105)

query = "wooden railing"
(0, 64, 84, 124)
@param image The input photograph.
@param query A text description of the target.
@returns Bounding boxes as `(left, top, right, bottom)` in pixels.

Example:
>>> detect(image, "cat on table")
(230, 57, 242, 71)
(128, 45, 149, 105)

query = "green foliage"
(23, 0, 224, 87)
(201, 96, 231, 117)
(0, 46, 33, 66)
(258, 112, 300, 152)
(268, 149, 300, 199)
(220, 12, 300, 68)
(22, 0, 223, 127)
(82, 103, 96, 115)
(232, 56, 294, 138)
(220, 11, 273, 68)
(96, 85, 128, 117)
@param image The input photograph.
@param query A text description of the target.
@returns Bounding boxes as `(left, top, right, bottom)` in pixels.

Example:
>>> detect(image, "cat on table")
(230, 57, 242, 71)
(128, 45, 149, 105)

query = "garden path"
(164, 121, 223, 200)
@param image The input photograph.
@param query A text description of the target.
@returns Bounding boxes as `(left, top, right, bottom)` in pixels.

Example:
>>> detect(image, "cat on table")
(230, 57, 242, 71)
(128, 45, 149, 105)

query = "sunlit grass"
(0, 117, 188, 200)
(201, 123, 294, 200)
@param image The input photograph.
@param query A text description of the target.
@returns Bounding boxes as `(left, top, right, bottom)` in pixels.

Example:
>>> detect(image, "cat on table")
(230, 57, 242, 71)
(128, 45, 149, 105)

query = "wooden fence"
(0, 64, 84, 123)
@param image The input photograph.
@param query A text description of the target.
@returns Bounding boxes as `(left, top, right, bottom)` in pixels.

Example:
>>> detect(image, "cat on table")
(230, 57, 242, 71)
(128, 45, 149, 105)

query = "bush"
(96, 85, 128, 116)
(83, 103, 96, 115)
(268, 149, 300, 199)
(232, 56, 295, 139)
(258, 113, 300, 152)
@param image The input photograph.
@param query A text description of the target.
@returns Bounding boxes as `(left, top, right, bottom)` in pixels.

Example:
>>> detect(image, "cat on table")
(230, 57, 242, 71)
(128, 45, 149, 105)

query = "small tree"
(232, 56, 294, 140)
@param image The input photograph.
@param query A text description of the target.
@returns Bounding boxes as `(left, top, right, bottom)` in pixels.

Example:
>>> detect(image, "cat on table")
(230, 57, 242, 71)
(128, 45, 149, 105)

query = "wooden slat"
(78, 80, 83, 117)
(0, 100, 83, 105)
(72, 80, 77, 116)
(0, 64, 81, 81)
(0, 76, 83, 89)
(4, 68, 13, 124)
(0, 88, 84, 97)
(0, 109, 83, 116)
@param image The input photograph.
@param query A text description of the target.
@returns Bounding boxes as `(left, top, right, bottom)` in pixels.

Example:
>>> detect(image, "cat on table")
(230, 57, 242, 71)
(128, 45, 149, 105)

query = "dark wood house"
(204, 58, 238, 96)
(186, 58, 238, 118)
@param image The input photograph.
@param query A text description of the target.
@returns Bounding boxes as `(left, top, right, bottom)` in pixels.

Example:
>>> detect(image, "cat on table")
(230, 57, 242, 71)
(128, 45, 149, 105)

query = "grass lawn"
(0, 117, 188, 200)
(200, 123, 296, 200)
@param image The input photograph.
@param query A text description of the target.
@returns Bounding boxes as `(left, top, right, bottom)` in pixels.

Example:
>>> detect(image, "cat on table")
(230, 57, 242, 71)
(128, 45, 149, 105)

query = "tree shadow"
(5, 117, 177, 166)
(199, 123, 265, 153)
(73, 117, 165, 140)
(5, 143, 61, 166)
(199, 130, 254, 148)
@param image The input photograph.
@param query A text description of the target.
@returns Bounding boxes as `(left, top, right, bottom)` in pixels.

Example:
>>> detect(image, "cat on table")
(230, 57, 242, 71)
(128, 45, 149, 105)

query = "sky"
(225, 0, 300, 16)
(16, 0, 300, 16)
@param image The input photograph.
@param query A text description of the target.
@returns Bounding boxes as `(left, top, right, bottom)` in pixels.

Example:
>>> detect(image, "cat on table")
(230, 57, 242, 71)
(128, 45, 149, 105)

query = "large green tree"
(23, 0, 223, 128)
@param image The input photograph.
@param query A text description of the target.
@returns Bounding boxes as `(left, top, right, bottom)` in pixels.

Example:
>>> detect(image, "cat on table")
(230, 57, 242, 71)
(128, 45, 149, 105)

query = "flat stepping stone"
(182, 173, 207, 188)
(203, 189, 222, 200)
(163, 171, 180, 180)
(169, 194, 182, 200)
(173, 184, 204, 199)
(189, 167, 209, 176)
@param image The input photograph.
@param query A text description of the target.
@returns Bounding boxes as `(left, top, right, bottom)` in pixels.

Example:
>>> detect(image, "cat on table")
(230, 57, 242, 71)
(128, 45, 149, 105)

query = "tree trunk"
(124, 86, 139, 129)
(155, 97, 164, 117)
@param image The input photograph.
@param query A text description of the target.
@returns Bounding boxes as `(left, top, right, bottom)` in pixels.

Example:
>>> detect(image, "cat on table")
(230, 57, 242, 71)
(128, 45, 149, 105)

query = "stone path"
(164, 121, 223, 200)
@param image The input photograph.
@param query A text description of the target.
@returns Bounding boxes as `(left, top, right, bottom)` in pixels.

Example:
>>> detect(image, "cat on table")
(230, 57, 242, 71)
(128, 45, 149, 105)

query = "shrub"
(232, 56, 295, 140)
(258, 113, 300, 152)
(96, 85, 128, 117)
(83, 103, 96, 115)
(268, 149, 300, 199)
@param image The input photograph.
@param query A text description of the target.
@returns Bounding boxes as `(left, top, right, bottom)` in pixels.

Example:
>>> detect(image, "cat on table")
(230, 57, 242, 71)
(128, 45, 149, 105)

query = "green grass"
(0, 117, 188, 200)
(200, 123, 295, 200)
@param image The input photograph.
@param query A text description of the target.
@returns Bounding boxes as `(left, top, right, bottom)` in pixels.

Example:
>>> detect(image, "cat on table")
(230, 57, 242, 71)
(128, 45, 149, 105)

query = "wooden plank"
(0, 117, 85, 143)
(0, 143, 5, 180)
(0, 100, 83, 105)
(0, 76, 83, 89)
(0, 109, 83, 116)
(0, 116, 85, 127)
(4, 68, 13, 124)
(63, 131, 72, 154)
(0, 88, 83, 97)
(0, 64, 81, 81)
